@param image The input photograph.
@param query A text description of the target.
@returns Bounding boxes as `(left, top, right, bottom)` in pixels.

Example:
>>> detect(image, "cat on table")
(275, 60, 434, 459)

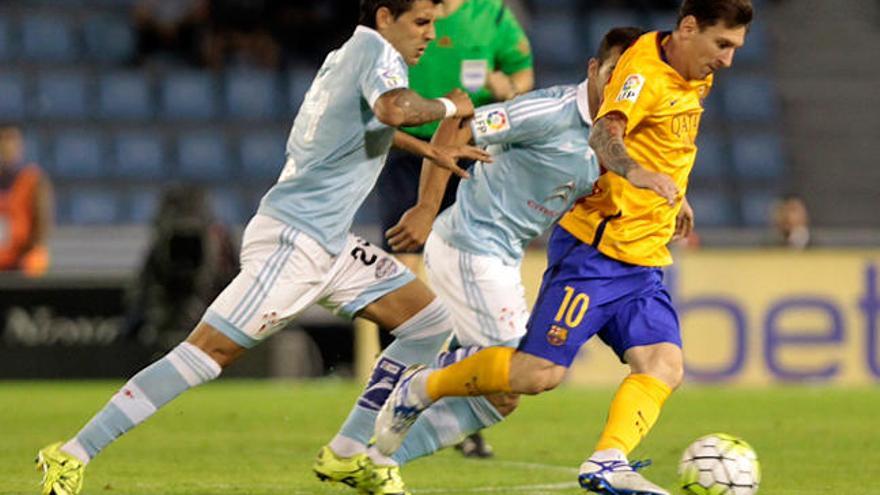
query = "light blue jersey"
(433, 82, 599, 265)
(258, 26, 409, 255)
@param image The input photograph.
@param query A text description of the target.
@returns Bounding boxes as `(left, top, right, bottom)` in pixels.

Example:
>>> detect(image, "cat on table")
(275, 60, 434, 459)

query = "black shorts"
(376, 144, 466, 252)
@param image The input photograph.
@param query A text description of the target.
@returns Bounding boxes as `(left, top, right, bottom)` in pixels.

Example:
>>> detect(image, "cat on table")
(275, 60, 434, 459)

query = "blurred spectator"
(203, 0, 282, 69)
(122, 185, 238, 349)
(772, 194, 811, 249)
(133, 0, 209, 66)
(0, 125, 53, 277)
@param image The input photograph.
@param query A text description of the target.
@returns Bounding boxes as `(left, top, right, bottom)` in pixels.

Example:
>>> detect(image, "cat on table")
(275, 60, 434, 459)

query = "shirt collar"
(576, 79, 592, 125)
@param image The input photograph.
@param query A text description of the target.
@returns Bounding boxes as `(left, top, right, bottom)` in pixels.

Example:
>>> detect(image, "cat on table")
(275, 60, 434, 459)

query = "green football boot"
(36, 442, 85, 495)
(313, 445, 374, 493)
(366, 464, 410, 495)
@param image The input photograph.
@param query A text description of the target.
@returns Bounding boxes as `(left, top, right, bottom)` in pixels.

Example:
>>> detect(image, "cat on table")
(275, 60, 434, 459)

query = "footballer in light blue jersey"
(433, 83, 599, 265)
(258, 26, 410, 255)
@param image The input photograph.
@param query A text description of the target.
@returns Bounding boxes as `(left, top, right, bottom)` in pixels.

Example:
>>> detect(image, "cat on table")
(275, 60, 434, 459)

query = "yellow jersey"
(559, 31, 712, 266)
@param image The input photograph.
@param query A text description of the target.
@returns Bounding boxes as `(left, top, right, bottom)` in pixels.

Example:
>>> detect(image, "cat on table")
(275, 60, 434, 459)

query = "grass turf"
(2, 380, 877, 494)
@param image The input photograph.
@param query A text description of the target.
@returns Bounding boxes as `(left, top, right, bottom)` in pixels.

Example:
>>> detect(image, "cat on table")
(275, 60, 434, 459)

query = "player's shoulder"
(618, 32, 665, 70)
(350, 26, 396, 57)
(507, 85, 578, 121)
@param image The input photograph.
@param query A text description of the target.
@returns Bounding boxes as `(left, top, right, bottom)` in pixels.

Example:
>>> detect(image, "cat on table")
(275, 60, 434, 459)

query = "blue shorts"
(518, 225, 681, 367)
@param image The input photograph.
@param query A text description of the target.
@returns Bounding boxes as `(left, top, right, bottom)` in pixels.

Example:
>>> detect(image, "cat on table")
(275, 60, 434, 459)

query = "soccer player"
(375, 1, 753, 494)
(376, 0, 534, 457)
(35, 2, 489, 494)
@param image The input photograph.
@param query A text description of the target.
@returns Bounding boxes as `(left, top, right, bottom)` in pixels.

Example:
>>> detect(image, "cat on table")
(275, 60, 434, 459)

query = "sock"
(62, 342, 221, 464)
(333, 299, 452, 451)
(392, 395, 503, 465)
(594, 373, 672, 454)
(425, 346, 514, 401)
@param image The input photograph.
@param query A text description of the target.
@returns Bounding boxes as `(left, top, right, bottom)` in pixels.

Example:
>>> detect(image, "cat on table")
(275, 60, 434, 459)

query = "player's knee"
(519, 366, 565, 394)
(629, 344, 684, 390)
(186, 322, 245, 368)
(488, 393, 520, 417)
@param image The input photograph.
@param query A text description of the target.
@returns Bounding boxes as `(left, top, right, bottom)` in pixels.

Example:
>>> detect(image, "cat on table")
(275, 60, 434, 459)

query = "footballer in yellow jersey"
(372, 2, 754, 495)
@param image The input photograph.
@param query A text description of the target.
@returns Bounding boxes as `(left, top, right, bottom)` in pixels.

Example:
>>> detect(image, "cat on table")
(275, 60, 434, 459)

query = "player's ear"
(587, 58, 599, 80)
(678, 15, 699, 38)
(375, 6, 394, 31)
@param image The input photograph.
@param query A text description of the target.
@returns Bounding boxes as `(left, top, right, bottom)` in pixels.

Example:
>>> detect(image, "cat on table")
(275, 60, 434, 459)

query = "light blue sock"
(331, 300, 452, 455)
(62, 342, 221, 463)
(392, 395, 504, 464)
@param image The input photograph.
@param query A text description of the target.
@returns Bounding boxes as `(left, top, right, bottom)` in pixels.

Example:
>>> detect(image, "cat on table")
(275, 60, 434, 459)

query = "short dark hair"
(596, 27, 645, 63)
(359, 0, 442, 29)
(678, 0, 753, 30)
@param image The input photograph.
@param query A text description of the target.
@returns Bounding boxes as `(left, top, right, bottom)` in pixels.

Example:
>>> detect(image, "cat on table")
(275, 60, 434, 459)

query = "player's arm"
(486, 68, 534, 101)
(386, 118, 474, 252)
(374, 88, 475, 128)
(589, 111, 679, 205)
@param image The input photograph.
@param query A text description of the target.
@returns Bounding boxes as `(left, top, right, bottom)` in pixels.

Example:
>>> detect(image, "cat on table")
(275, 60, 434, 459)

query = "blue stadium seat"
(585, 10, 641, 56)
(733, 21, 768, 65)
(730, 133, 785, 180)
(64, 188, 120, 225)
(0, 73, 26, 120)
(177, 132, 231, 179)
(691, 133, 727, 180)
(53, 132, 104, 179)
(740, 190, 778, 227)
(23, 133, 44, 166)
(722, 75, 779, 122)
(210, 188, 245, 225)
(160, 72, 218, 120)
(126, 188, 160, 223)
(686, 191, 737, 227)
(99, 72, 152, 120)
(114, 132, 165, 179)
(21, 15, 77, 62)
(527, 14, 579, 68)
(36, 71, 90, 120)
(226, 70, 280, 119)
(646, 11, 677, 32)
(239, 132, 285, 181)
(0, 17, 13, 62)
(83, 15, 135, 63)
(287, 67, 317, 112)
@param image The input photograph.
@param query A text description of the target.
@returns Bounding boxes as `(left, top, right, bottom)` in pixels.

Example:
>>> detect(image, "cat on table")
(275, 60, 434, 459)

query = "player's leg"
(313, 235, 452, 493)
(387, 233, 531, 465)
(38, 215, 328, 495)
(580, 286, 681, 495)
(375, 226, 612, 455)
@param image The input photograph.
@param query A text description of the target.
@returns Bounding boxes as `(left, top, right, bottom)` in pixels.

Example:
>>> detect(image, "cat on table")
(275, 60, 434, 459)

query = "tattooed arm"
(589, 112, 679, 205)
(374, 88, 475, 128)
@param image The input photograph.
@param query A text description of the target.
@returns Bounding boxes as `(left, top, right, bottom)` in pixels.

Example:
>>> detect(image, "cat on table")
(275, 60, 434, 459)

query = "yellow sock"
(426, 347, 514, 401)
(595, 373, 672, 454)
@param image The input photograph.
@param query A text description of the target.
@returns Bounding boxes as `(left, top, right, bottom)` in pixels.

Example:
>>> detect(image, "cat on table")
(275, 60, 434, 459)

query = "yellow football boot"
(36, 442, 85, 495)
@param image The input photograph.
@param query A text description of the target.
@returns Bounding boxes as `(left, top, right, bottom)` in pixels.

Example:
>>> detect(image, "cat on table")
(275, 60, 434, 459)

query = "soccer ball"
(678, 433, 761, 495)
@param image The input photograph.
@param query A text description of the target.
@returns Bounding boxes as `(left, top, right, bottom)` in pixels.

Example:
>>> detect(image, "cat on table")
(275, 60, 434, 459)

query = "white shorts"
(203, 214, 415, 348)
(424, 232, 529, 347)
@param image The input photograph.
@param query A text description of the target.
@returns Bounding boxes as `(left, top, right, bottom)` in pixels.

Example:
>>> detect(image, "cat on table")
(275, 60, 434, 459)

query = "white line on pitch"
(417, 481, 580, 493)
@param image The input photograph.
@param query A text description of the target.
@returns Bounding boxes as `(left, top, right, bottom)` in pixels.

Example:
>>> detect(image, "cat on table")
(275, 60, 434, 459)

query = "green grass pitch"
(2, 380, 877, 494)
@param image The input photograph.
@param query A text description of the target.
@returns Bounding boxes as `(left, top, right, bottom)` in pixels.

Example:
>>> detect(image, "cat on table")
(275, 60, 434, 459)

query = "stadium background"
(2, 1, 880, 494)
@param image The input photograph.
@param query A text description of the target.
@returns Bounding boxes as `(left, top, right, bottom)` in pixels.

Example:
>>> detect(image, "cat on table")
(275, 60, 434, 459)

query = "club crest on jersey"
(616, 74, 645, 103)
(379, 68, 404, 88)
(547, 325, 569, 346)
(544, 180, 576, 202)
(473, 108, 510, 137)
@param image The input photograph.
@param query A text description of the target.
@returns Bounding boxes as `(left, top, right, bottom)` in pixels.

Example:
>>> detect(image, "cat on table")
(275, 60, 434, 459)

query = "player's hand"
(626, 167, 679, 206)
(445, 89, 475, 118)
(486, 71, 516, 101)
(427, 143, 491, 179)
(673, 196, 695, 241)
(386, 204, 435, 252)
